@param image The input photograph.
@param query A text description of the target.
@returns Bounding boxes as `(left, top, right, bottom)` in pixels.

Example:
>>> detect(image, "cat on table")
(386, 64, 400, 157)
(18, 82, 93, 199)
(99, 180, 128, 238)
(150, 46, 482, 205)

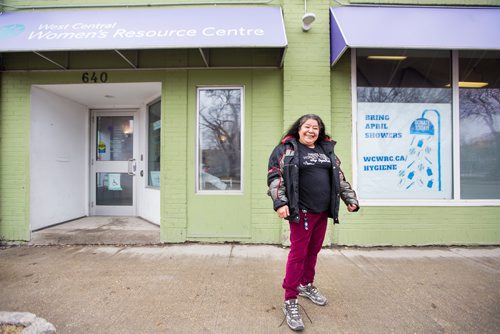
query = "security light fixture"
(302, 13, 316, 32)
(302, 0, 316, 32)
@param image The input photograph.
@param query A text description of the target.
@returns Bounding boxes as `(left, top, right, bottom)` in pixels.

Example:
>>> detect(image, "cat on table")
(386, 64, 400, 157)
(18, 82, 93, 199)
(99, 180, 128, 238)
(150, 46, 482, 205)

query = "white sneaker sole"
(298, 292, 328, 306)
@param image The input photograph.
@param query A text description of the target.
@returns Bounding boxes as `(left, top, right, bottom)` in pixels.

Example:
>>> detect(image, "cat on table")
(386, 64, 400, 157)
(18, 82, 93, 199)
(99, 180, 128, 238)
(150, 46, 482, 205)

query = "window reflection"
(96, 173, 133, 206)
(356, 49, 452, 200)
(357, 49, 451, 103)
(459, 51, 500, 199)
(148, 100, 161, 187)
(197, 88, 242, 192)
(96, 116, 134, 161)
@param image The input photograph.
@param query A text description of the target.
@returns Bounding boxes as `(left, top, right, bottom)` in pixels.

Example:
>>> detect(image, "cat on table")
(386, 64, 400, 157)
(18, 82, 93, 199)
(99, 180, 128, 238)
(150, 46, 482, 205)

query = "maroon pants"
(283, 210, 328, 300)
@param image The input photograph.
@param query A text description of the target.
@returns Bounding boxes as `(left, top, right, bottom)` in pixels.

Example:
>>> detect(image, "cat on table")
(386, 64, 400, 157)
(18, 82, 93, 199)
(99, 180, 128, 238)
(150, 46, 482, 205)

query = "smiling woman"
(267, 114, 359, 331)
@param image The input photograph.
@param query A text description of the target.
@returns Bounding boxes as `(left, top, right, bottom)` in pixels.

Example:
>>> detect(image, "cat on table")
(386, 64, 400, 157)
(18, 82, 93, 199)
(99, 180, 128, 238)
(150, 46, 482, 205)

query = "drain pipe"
(1, 0, 275, 11)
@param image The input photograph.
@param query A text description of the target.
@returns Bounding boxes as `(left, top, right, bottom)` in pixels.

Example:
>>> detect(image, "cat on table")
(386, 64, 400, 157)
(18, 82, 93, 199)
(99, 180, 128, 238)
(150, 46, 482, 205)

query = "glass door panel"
(96, 116, 134, 161)
(96, 172, 133, 206)
(91, 112, 137, 216)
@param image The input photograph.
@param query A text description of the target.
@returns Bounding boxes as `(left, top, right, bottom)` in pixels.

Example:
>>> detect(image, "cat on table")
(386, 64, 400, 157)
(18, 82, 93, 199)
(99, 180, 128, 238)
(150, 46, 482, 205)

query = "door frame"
(90, 109, 139, 216)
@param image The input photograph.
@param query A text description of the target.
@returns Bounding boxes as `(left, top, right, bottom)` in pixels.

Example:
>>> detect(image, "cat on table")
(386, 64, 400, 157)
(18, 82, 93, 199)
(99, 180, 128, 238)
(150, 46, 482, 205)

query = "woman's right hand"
(276, 205, 290, 219)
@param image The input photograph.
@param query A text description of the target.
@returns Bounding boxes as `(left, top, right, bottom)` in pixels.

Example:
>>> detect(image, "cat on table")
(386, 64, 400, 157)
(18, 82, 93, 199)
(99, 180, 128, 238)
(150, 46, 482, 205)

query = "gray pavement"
(1, 245, 499, 333)
(30, 217, 160, 246)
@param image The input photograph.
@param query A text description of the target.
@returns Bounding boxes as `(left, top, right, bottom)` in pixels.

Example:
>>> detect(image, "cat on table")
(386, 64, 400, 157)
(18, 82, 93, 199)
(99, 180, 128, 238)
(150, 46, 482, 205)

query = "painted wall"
(0, 73, 31, 241)
(30, 87, 88, 231)
(160, 69, 284, 243)
(136, 102, 161, 225)
(1, 0, 499, 245)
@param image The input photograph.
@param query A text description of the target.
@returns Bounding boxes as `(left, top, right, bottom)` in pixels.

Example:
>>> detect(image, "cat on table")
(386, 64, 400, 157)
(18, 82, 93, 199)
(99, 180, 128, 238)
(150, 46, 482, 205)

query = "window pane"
(356, 49, 453, 200)
(198, 88, 242, 192)
(459, 51, 500, 199)
(148, 100, 161, 187)
(96, 116, 134, 161)
(96, 173, 133, 205)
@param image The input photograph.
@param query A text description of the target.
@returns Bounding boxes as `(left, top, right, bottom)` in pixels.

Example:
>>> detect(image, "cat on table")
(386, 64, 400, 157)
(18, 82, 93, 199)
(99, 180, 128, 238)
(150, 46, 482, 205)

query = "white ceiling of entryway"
(35, 82, 161, 108)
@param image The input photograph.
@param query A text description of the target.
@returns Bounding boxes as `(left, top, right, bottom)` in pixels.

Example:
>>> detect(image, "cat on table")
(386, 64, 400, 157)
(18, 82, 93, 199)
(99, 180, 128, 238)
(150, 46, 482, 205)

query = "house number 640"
(81, 72, 108, 83)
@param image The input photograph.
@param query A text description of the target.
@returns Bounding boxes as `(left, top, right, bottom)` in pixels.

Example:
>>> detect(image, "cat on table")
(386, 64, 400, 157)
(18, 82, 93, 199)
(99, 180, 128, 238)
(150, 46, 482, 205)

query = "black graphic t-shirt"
(298, 142, 332, 213)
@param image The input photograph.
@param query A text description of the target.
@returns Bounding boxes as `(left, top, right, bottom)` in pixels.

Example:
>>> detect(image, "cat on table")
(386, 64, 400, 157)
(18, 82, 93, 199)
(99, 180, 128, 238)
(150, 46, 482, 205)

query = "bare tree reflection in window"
(198, 88, 242, 191)
(460, 88, 500, 194)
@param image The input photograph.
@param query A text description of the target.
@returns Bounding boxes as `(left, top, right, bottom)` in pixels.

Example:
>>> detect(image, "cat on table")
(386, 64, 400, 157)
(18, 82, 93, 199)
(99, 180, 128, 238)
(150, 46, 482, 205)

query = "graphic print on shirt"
(298, 143, 333, 213)
(301, 151, 331, 167)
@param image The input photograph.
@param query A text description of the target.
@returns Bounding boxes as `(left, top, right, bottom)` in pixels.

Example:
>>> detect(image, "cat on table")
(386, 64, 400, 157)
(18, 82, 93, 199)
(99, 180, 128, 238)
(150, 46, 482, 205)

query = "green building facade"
(1, 0, 499, 245)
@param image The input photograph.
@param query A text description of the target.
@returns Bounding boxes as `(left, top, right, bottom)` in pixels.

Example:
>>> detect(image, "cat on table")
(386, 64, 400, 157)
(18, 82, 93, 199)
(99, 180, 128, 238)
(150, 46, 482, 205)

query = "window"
(459, 51, 500, 199)
(356, 49, 452, 200)
(147, 99, 161, 187)
(355, 49, 500, 202)
(196, 87, 243, 193)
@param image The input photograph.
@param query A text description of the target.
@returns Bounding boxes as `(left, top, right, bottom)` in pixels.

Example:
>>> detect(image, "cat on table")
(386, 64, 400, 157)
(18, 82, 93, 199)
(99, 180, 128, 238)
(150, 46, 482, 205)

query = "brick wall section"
(161, 71, 188, 243)
(0, 73, 31, 241)
(282, 0, 332, 125)
(250, 69, 283, 243)
(281, 0, 332, 244)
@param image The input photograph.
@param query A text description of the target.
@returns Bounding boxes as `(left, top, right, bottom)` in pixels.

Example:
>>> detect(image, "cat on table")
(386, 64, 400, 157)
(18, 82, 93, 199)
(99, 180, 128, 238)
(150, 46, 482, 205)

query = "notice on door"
(357, 103, 452, 200)
(108, 173, 123, 191)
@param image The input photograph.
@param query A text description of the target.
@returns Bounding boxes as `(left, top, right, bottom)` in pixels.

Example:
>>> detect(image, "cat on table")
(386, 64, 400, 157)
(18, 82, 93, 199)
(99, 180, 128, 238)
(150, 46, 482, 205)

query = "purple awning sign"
(330, 6, 500, 66)
(0, 6, 287, 52)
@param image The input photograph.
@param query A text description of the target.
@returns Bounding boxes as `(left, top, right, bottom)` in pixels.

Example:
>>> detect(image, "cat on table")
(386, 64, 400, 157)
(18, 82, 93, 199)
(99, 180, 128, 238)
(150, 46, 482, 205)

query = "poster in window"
(357, 103, 452, 200)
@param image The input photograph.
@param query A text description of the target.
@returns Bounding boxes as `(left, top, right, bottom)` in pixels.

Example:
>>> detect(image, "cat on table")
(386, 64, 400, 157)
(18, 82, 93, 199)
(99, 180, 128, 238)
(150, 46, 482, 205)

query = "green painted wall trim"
(0, 73, 31, 241)
(161, 71, 189, 243)
(334, 206, 500, 246)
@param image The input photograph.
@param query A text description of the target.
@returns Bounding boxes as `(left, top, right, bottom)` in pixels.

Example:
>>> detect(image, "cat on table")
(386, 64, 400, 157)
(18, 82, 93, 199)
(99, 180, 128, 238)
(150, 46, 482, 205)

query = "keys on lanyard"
(302, 209, 309, 231)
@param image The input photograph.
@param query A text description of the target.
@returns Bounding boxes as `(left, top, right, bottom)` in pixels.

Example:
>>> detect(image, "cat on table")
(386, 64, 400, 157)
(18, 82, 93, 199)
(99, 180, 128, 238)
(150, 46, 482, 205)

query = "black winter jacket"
(267, 136, 359, 224)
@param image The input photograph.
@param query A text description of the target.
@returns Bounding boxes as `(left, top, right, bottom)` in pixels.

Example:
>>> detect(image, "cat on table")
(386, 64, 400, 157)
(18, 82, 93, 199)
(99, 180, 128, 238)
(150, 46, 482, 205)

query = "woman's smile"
(298, 119, 320, 148)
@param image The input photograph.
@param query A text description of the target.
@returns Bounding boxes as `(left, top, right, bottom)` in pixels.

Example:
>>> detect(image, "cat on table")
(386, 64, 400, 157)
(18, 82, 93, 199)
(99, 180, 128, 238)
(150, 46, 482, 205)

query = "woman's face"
(298, 118, 320, 148)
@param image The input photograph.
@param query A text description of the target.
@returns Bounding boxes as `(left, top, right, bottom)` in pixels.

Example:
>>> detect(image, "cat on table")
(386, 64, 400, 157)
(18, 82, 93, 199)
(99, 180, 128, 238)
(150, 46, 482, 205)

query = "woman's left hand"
(347, 204, 358, 212)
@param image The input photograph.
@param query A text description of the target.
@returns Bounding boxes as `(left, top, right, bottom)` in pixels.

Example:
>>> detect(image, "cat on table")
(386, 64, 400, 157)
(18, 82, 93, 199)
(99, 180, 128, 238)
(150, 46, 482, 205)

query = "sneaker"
(298, 283, 328, 306)
(282, 299, 305, 331)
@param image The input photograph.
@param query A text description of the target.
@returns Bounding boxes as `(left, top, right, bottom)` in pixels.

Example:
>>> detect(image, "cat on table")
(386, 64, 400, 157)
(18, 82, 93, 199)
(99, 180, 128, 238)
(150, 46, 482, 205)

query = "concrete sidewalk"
(1, 245, 499, 333)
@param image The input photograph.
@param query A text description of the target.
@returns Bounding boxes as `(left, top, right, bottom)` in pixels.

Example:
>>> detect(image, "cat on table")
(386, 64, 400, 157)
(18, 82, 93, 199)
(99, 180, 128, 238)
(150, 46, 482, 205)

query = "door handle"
(128, 158, 136, 176)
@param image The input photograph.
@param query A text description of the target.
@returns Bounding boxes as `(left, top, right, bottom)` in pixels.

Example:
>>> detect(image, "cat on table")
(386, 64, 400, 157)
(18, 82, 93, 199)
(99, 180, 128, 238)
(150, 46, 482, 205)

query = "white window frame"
(351, 49, 500, 207)
(195, 86, 245, 195)
(146, 97, 161, 189)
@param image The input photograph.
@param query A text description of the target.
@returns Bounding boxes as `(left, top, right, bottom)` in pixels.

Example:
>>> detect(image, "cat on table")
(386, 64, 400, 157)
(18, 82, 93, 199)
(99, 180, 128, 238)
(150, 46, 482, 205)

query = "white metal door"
(90, 110, 138, 216)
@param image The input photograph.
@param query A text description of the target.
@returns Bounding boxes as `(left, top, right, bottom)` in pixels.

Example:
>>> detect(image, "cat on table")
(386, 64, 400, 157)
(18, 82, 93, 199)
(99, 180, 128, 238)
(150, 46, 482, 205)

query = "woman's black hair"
(280, 114, 330, 143)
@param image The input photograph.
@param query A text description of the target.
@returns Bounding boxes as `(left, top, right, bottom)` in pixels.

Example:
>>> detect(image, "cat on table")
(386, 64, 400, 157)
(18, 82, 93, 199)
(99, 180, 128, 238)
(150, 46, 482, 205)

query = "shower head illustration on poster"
(400, 109, 441, 192)
(357, 103, 452, 200)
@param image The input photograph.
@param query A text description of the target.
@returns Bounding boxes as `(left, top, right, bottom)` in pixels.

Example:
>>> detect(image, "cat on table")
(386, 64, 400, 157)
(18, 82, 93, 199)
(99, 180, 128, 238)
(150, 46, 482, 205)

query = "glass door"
(91, 111, 138, 216)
